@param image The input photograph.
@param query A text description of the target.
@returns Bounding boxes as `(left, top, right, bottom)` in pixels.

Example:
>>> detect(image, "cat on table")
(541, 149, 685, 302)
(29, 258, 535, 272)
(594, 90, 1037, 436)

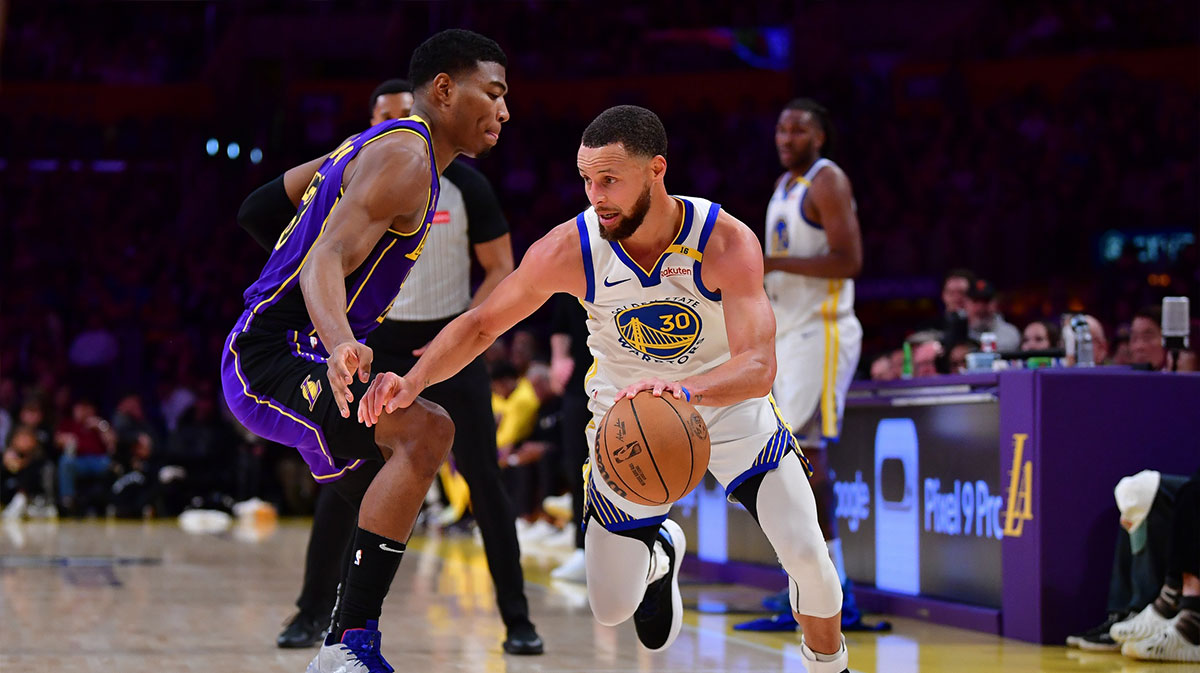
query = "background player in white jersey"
(762, 98, 864, 630)
(358, 105, 851, 673)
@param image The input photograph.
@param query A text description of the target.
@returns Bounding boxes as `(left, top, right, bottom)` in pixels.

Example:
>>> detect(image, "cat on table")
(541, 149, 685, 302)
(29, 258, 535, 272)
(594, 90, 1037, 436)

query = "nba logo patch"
(300, 375, 322, 412)
(354, 549, 362, 566)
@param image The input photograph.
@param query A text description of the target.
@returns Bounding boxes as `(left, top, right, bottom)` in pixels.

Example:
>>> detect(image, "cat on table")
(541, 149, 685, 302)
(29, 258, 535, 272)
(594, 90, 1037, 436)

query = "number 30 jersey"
(575, 195, 780, 446)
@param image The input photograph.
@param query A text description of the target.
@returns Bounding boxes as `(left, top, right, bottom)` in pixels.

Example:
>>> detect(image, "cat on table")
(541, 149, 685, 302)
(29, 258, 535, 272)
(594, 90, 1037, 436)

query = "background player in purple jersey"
(218, 29, 509, 673)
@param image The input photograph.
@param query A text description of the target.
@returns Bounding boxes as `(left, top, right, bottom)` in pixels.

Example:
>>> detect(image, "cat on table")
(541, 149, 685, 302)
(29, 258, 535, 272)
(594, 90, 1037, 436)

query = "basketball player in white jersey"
(763, 99, 863, 628)
(358, 105, 850, 672)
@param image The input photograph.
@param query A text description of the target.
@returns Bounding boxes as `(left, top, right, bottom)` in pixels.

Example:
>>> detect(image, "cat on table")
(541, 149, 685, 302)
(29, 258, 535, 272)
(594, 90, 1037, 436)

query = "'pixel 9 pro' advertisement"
(831, 402, 1002, 608)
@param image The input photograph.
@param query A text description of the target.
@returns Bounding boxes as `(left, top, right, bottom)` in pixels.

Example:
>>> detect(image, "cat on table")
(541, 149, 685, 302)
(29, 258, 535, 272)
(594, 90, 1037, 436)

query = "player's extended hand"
(615, 378, 686, 401)
(326, 341, 373, 418)
(358, 371, 421, 427)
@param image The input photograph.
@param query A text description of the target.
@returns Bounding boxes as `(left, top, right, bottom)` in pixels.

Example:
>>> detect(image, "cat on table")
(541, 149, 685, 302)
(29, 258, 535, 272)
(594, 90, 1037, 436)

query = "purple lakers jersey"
(221, 116, 439, 483)
(241, 116, 439, 358)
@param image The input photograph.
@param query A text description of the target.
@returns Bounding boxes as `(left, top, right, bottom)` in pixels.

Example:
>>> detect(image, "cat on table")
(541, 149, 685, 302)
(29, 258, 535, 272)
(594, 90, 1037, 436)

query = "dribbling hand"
(326, 341, 373, 418)
(615, 377, 686, 401)
(358, 372, 421, 427)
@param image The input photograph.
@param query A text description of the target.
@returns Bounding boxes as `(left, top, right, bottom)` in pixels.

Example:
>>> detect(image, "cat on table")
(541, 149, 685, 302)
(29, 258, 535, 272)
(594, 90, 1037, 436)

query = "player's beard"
(597, 184, 652, 242)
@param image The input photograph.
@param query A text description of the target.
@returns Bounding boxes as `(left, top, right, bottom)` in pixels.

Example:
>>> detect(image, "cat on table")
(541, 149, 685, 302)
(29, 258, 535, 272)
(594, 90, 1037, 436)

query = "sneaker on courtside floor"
(1111, 603, 1173, 644)
(1122, 617, 1200, 662)
(550, 548, 587, 583)
(307, 620, 394, 673)
(634, 519, 685, 651)
(1066, 611, 1127, 650)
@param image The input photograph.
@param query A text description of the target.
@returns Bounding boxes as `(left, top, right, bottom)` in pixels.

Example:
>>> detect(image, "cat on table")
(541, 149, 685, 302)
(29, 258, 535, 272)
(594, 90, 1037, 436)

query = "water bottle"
(980, 332, 998, 353)
(1070, 315, 1094, 367)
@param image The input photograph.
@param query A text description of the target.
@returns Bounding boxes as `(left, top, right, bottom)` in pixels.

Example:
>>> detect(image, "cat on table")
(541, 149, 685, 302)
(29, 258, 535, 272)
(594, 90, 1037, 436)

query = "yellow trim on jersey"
(361, 125, 434, 238)
(584, 358, 598, 385)
(820, 280, 843, 438)
(664, 244, 703, 262)
(613, 197, 688, 277)
(376, 296, 398, 324)
(312, 459, 365, 482)
(345, 239, 398, 314)
(786, 175, 811, 190)
(767, 392, 795, 435)
(250, 195, 341, 317)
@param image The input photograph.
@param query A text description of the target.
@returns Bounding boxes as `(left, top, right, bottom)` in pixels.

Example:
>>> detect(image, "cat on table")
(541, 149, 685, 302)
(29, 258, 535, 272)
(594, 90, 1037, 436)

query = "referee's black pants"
(294, 317, 532, 630)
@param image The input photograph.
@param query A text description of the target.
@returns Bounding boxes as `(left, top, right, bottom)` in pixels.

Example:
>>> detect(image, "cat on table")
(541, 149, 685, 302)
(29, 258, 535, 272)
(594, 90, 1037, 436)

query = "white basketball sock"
(801, 635, 848, 673)
(647, 535, 670, 584)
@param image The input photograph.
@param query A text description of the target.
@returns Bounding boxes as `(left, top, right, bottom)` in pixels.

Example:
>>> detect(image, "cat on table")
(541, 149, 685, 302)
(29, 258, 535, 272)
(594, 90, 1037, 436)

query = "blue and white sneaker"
(306, 620, 394, 673)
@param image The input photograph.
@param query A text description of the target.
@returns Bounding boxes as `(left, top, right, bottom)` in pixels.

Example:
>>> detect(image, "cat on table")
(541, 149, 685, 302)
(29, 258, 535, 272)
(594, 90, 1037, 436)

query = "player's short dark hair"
(408, 29, 507, 89)
(784, 97, 834, 156)
(580, 105, 668, 159)
(369, 78, 412, 111)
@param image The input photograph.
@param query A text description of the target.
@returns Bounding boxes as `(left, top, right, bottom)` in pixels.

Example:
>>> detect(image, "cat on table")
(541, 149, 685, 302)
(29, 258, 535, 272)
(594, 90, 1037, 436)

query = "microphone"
(1162, 297, 1190, 351)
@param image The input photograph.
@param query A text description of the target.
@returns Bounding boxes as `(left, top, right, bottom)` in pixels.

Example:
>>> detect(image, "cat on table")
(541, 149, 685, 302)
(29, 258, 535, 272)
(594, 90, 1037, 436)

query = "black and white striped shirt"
(386, 160, 508, 322)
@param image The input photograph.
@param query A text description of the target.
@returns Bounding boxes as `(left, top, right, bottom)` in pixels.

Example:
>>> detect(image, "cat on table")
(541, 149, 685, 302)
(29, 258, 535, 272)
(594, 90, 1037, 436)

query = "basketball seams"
(628, 394, 670, 505)
(659, 394, 696, 501)
(601, 397, 643, 502)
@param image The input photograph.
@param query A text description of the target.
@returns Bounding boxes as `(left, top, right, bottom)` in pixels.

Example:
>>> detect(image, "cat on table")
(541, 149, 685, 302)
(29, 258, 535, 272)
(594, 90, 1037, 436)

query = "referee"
(239, 79, 542, 655)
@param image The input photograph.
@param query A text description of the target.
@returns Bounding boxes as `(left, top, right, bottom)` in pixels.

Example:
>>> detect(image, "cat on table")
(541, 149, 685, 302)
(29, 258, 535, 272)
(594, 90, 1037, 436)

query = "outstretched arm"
(360, 221, 586, 424)
(764, 165, 862, 278)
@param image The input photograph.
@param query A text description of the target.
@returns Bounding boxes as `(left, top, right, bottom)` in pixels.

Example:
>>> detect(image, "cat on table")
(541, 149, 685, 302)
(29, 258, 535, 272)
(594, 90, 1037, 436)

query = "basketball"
(594, 391, 711, 506)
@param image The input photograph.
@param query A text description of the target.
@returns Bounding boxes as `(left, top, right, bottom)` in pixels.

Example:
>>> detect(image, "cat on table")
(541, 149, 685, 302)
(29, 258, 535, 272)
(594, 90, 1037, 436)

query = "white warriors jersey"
(576, 195, 780, 446)
(764, 158, 856, 333)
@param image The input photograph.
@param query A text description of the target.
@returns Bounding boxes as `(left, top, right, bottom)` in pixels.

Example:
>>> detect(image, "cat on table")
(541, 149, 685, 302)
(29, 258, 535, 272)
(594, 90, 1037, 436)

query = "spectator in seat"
(2, 426, 50, 518)
(56, 398, 116, 514)
(966, 279, 1021, 352)
(869, 353, 899, 381)
(1021, 320, 1062, 351)
(1131, 307, 1196, 372)
(938, 269, 975, 347)
(948, 339, 981, 374)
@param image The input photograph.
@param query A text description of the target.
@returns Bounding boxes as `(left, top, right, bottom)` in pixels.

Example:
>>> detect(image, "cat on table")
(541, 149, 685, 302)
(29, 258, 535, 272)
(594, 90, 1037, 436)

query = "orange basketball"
(594, 391, 711, 506)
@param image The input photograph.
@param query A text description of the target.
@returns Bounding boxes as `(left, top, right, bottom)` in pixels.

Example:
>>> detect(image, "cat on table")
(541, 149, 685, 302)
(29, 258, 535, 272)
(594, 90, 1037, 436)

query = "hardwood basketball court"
(0, 519, 1162, 672)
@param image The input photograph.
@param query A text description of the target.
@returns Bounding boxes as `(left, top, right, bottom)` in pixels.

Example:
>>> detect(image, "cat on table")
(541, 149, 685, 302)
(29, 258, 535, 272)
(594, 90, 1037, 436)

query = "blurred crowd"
(867, 268, 1198, 382)
(3, 1, 1198, 519)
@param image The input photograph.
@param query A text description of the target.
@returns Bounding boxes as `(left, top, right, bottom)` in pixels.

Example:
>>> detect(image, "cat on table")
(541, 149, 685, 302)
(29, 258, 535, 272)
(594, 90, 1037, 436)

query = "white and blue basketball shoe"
(306, 620, 394, 673)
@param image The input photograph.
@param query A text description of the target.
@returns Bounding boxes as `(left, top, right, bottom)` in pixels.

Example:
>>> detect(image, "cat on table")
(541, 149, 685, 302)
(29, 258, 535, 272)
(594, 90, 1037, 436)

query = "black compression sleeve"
(237, 174, 296, 252)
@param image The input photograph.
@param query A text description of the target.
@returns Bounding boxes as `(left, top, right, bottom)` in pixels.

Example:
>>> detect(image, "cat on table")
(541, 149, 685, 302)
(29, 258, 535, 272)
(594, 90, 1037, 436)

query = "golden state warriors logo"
(772, 220, 789, 253)
(300, 375, 322, 412)
(615, 301, 702, 362)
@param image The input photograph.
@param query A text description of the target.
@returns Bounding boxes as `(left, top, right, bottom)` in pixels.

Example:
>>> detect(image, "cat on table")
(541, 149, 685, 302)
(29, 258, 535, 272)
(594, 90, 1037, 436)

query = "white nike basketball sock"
(801, 635, 849, 673)
(647, 538, 670, 584)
